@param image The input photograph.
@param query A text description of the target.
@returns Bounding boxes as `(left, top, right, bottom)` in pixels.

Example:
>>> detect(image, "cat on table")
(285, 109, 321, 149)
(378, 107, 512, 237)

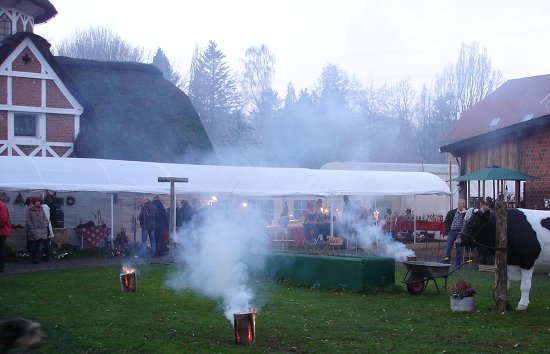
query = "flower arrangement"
(450, 277, 476, 299)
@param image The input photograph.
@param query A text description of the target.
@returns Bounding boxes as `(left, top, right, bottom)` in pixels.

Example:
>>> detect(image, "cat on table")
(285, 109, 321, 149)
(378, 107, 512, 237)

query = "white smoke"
(354, 221, 414, 261)
(165, 202, 269, 322)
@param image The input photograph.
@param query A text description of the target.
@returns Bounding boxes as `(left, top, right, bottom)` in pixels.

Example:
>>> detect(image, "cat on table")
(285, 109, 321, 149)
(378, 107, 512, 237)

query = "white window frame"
(9, 111, 46, 144)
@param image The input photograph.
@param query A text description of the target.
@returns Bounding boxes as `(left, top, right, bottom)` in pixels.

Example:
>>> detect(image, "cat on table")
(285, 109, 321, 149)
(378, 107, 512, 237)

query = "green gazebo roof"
(454, 165, 538, 181)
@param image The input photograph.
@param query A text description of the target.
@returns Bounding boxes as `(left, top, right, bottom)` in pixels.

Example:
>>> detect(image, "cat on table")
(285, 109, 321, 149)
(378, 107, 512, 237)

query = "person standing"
(443, 199, 466, 267)
(152, 195, 169, 256)
(26, 196, 49, 264)
(279, 201, 289, 228)
(0, 199, 12, 272)
(177, 200, 193, 229)
(139, 197, 158, 257)
(41, 202, 54, 261)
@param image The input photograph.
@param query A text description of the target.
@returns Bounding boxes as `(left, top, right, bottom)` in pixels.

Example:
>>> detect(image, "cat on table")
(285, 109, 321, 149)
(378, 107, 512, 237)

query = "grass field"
(1, 264, 549, 353)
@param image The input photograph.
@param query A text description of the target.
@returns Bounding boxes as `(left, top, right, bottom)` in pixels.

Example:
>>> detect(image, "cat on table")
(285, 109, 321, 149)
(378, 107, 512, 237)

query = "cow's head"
(457, 207, 491, 247)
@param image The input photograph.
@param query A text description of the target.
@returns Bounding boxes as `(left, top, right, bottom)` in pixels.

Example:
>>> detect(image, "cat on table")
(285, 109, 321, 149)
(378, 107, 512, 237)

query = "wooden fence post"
(495, 201, 508, 312)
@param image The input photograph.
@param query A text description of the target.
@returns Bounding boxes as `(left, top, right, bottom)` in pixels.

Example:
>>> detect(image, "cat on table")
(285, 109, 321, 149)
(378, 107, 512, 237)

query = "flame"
(122, 265, 136, 274)
(247, 322, 253, 342)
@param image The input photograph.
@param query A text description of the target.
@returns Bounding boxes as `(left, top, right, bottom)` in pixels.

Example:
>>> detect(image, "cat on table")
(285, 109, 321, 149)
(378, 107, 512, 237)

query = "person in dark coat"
(139, 197, 158, 257)
(152, 195, 169, 256)
(26, 196, 49, 264)
(177, 199, 193, 229)
(443, 199, 466, 267)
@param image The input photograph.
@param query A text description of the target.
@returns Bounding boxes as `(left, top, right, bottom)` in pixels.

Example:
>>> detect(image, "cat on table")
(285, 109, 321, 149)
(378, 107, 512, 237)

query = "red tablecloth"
(384, 220, 445, 235)
(76, 226, 111, 247)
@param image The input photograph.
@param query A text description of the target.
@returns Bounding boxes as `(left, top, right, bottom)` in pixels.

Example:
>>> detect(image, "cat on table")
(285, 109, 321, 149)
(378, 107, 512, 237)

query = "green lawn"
(1, 264, 549, 353)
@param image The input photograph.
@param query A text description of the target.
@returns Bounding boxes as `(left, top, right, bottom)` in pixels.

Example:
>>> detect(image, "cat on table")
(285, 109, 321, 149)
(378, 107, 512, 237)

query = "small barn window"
(0, 13, 12, 43)
(14, 113, 37, 136)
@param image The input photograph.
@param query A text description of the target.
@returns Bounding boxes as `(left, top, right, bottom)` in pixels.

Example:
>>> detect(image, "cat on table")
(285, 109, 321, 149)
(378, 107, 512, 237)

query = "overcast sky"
(35, 0, 550, 95)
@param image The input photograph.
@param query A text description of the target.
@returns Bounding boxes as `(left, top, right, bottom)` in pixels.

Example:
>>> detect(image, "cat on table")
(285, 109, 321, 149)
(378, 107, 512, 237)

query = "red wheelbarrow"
(402, 260, 472, 295)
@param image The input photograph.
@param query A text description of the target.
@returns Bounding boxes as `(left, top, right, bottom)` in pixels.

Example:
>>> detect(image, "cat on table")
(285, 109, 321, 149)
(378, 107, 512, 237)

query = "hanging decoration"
(14, 192, 25, 207)
(0, 192, 9, 203)
(66, 196, 75, 206)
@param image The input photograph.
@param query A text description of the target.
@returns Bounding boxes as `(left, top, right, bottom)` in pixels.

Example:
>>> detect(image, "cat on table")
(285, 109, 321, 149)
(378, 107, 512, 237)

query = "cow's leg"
(516, 267, 534, 310)
(507, 265, 520, 290)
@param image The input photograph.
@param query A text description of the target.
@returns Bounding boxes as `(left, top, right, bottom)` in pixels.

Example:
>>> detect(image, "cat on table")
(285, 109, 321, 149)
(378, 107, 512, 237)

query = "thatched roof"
(55, 56, 217, 164)
(0, 32, 217, 164)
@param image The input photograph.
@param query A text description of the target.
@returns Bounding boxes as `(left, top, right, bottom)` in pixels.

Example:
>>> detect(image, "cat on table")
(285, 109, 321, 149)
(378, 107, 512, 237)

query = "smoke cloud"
(354, 222, 414, 261)
(165, 203, 269, 322)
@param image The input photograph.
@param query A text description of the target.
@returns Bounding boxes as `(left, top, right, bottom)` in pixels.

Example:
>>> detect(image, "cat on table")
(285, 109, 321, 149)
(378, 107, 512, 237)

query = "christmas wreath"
(66, 196, 75, 206)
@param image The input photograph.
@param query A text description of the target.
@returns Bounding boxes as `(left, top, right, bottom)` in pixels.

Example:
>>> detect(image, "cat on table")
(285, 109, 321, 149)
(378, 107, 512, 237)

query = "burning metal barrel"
(120, 265, 137, 292)
(233, 309, 256, 345)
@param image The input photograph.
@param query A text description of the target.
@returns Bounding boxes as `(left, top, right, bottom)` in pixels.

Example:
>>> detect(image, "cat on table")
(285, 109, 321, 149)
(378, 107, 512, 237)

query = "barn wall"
(522, 125, 550, 209)
(457, 125, 550, 209)
(461, 134, 523, 174)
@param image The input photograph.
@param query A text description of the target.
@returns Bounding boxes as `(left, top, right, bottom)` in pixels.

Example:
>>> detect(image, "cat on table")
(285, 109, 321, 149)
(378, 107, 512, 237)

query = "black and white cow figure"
(0, 318, 45, 353)
(458, 207, 550, 311)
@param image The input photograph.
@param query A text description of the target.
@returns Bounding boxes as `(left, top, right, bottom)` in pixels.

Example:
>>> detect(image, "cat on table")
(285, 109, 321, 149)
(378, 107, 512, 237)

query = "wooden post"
(495, 201, 508, 312)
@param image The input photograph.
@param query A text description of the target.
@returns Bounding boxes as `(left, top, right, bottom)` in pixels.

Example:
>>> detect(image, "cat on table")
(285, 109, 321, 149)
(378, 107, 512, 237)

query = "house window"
(14, 113, 37, 136)
(0, 14, 11, 43)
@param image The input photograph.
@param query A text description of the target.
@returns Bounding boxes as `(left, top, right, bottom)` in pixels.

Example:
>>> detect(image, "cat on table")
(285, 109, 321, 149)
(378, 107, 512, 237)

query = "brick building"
(0, 0, 216, 163)
(440, 74, 550, 209)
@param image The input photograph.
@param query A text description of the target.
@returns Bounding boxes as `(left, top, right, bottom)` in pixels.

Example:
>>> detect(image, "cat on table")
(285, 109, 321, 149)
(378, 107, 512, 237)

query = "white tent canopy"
(0, 156, 450, 197)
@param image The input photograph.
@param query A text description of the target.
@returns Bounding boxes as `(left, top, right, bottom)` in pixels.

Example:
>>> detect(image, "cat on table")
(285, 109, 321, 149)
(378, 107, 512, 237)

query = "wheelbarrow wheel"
(406, 272, 425, 295)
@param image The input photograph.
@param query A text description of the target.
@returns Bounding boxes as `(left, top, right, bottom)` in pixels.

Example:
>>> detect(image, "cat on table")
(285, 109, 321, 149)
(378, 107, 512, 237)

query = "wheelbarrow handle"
(447, 259, 473, 276)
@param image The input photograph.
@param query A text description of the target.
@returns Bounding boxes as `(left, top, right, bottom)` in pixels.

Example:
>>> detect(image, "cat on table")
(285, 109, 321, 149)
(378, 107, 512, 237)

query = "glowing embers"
(120, 265, 137, 292)
(233, 308, 257, 345)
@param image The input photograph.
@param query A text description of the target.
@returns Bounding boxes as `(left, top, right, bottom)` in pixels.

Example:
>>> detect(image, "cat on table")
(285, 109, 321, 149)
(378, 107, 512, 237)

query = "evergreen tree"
(152, 48, 183, 88)
(188, 41, 242, 161)
(283, 83, 297, 112)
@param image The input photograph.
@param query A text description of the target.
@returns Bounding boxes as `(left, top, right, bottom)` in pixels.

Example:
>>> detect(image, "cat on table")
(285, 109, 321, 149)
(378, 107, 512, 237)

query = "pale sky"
(35, 0, 550, 95)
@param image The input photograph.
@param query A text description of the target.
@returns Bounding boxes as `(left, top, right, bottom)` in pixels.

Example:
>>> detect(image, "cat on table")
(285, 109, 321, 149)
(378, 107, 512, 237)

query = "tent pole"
(329, 197, 334, 237)
(413, 195, 416, 244)
(110, 194, 114, 241)
(448, 159, 453, 210)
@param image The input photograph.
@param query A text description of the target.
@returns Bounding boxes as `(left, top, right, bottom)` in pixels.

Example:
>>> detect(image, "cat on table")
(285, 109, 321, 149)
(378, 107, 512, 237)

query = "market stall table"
(384, 219, 445, 236)
(76, 225, 111, 248)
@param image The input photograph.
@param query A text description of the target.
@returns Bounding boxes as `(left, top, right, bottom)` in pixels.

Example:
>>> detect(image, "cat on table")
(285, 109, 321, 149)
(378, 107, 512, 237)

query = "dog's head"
(0, 318, 45, 352)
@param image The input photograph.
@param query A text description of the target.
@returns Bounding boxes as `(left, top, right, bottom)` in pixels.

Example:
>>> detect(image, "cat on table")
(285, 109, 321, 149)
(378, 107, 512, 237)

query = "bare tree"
(240, 44, 276, 115)
(54, 27, 149, 62)
(412, 42, 503, 163)
(434, 41, 502, 124)
(415, 85, 448, 163)
(385, 79, 416, 122)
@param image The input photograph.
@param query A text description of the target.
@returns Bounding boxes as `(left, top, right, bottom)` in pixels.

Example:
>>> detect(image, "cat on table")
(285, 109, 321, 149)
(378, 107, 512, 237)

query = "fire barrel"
(120, 272, 137, 292)
(233, 311, 256, 345)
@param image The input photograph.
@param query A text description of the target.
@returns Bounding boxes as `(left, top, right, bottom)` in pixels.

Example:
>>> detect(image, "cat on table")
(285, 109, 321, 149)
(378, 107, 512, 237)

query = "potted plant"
(450, 277, 476, 312)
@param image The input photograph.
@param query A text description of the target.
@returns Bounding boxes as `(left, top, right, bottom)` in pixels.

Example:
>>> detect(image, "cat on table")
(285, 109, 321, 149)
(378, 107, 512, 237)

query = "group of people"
(0, 196, 54, 269)
(443, 197, 495, 267)
(138, 196, 204, 257)
(138, 195, 169, 257)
